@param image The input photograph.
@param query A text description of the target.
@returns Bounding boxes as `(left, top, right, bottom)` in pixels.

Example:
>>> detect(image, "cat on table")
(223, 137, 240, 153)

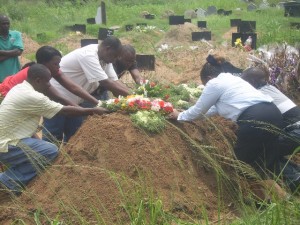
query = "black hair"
(21, 61, 36, 70)
(36, 46, 62, 64)
(100, 36, 122, 51)
(27, 64, 51, 81)
(122, 44, 136, 56)
(200, 54, 243, 80)
(242, 67, 269, 89)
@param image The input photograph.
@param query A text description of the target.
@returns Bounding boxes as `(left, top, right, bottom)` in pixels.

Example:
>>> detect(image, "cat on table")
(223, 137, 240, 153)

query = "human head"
(118, 44, 136, 69)
(241, 66, 269, 89)
(27, 64, 52, 93)
(200, 54, 243, 85)
(98, 36, 122, 64)
(0, 15, 10, 35)
(36, 46, 62, 76)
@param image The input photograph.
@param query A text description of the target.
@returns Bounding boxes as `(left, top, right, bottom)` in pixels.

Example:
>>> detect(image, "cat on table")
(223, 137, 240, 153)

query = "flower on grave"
(234, 38, 243, 49)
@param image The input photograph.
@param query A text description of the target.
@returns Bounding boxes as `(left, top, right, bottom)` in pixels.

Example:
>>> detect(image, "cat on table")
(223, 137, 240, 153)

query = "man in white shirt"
(0, 64, 108, 198)
(43, 36, 130, 143)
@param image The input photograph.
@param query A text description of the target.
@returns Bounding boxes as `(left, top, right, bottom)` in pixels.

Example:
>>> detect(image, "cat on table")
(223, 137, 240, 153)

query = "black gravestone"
(101, 1, 107, 24)
(169, 16, 185, 25)
(197, 21, 207, 28)
(224, 10, 232, 16)
(136, 54, 155, 71)
(80, 39, 98, 47)
(136, 23, 147, 27)
(230, 19, 241, 27)
(184, 18, 192, 23)
(237, 21, 256, 33)
(125, 24, 134, 31)
(145, 14, 155, 19)
(217, 9, 225, 15)
(232, 33, 257, 49)
(291, 22, 300, 29)
(98, 28, 114, 40)
(87, 18, 96, 24)
(284, 2, 300, 17)
(73, 24, 86, 34)
(192, 31, 211, 41)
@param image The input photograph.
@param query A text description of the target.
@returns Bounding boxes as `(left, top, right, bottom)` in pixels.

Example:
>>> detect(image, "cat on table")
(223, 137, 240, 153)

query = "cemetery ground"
(1, 0, 300, 224)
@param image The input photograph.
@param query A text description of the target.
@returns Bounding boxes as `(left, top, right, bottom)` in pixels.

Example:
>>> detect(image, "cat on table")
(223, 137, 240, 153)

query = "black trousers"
(234, 102, 284, 173)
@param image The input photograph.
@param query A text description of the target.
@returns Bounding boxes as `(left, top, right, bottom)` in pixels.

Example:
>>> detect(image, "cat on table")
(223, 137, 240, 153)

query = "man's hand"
(167, 109, 180, 120)
(93, 107, 110, 115)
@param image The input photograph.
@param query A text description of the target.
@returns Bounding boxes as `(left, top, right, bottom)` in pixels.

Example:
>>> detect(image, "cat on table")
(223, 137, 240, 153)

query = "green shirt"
(0, 30, 24, 82)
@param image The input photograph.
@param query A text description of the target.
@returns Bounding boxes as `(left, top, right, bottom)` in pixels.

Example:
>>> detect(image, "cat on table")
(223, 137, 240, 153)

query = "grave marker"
(73, 24, 86, 34)
(192, 31, 211, 41)
(237, 21, 256, 33)
(247, 3, 257, 11)
(197, 21, 207, 28)
(206, 6, 217, 15)
(232, 33, 257, 49)
(125, 24, 134, 31)
(169, 16, 185, 25)
(196, 8, 207, 18)
(284, 2, 300, 17)
(95, 1, 106, 24)
(80, 39, 98, 47)
(145, 14, 155, 19)
(230, 19, 241, 27)
(136, 54, 155, 71)
(184, 10, 197, 19)
(98, 28, 114, 40)
(87, 18, 96, 24)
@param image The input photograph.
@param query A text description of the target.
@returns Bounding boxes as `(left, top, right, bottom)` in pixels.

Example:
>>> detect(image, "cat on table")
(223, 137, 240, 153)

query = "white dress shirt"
(178, 73, 273, 122)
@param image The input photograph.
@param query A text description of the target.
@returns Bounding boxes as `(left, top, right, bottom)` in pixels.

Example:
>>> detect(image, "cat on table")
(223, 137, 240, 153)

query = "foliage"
(131, 110, 166, 133)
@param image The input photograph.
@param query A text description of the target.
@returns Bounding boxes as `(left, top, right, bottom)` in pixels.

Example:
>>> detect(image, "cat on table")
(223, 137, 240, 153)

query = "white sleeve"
(105, 63, 118, 81)
(78, 53, 109, 83)
(178, 79, 222, 121)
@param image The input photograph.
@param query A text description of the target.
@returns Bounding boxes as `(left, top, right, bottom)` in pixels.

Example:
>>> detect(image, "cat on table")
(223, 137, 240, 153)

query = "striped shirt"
(0, 80, 63, 152)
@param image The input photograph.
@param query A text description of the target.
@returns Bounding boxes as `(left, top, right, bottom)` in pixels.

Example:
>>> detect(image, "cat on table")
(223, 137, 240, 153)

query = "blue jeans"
(43, 114, 83, 144)
(0, 138, 58, 192)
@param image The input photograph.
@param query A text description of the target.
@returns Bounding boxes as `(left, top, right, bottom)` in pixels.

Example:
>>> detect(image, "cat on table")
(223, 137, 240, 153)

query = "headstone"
(259, 0, 270, 9)
(237, 21, 256, 33)
(145, 14, 155, 19)
(277, 2, 285, 8)
(136, 54, 155, 71)
(224, 10, 232, 16)
(136, 23, 147, 27)
(125, 24, 134, 31)
(247, 3, 257, 11)
(196, 8, 207, 18)
(217, 9, 225, 15)
(98, 28, 114, 40)
(87, 18, 96, 24)
(206, 6, 217, 15)
(169, 16, 185, 25)
(192, 31, 211, 41)
(197, 21, 207, 28)
(284, 2, 300, 17)
(232, 33, 257, 49)
(95, 1, 106, 24)
(73, 24, 86, 34)
(291, 22, 300, 29)
(184, 9, 197, 19)
(80, 39, 98, 47)
(184, 19, 192, 23)
(230, 19, 241, 27)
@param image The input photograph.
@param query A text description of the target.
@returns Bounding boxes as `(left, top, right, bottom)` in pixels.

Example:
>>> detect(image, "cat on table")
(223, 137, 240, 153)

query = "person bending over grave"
(242, 66, 300, 192)
(95, 44, 142, 100)
(0, 15, 24, 81)
(0, 64, 109, 200)
(0, 46, 99, 107)
(43, 36, 131, 143)
(168, 54, 285, 190)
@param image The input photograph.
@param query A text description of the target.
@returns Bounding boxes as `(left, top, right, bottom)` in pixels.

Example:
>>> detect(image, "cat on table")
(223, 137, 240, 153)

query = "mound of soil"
(0, 113, 240, 224)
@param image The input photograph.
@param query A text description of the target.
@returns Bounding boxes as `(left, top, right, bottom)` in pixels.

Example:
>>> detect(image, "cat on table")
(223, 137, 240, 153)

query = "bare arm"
(129, 68, 142, 84)
(99, 79, 131, 97)
(44, 85, 78, 106)
(0, 49, 23, 57)
(54, 73, 99, 105)
(58, 105, 109, 116)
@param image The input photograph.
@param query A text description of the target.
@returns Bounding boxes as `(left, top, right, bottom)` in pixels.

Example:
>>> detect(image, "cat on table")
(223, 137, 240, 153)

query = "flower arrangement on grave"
(234, 37, 252, 52)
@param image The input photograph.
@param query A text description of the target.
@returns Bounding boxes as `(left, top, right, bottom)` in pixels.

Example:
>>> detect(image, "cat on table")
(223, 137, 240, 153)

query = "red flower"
(114, 99, 120, 103)
(150, 82, 156, 88)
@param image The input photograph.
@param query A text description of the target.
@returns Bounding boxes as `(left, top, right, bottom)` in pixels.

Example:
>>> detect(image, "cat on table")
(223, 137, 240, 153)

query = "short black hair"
(122, 44, 136, 56)
(100, 36, 122, 51)
(36, 46, 62, 64)
(27, 64, 50, 81)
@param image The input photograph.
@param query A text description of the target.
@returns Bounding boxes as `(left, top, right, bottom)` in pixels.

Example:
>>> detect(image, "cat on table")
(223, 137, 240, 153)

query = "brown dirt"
(0, 24, 290, 224)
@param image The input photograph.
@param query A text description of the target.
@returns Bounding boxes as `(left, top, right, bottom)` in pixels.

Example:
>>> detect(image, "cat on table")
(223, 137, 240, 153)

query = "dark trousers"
(234, 102, 283, 174)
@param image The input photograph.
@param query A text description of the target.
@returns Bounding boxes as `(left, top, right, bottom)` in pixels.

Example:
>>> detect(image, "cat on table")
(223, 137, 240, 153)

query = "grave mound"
(0, 113, 242, 224)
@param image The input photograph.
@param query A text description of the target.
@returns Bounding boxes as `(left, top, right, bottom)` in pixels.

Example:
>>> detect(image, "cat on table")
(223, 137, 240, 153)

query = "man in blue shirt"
(0, 15, 24, 82)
